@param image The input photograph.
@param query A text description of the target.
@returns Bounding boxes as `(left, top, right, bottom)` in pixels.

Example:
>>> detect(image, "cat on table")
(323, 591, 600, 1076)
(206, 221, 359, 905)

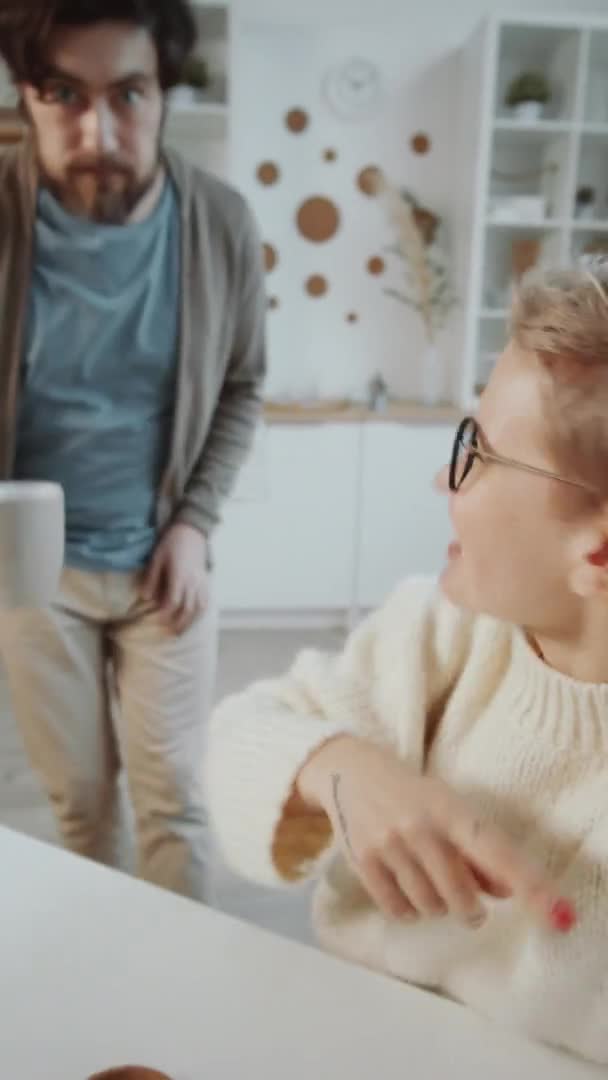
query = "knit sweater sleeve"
(203, 577, 475, 887)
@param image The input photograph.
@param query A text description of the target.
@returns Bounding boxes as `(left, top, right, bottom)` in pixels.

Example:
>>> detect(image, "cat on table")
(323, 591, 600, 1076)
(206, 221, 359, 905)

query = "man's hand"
(141, 523, 209, 635)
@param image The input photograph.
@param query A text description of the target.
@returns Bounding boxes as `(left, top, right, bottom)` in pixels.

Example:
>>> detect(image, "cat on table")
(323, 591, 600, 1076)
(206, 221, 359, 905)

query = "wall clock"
(322, 57, 384, 122)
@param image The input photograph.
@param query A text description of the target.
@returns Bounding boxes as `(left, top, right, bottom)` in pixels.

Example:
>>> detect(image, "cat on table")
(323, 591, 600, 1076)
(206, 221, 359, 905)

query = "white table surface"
(0, 826, 603, 1080)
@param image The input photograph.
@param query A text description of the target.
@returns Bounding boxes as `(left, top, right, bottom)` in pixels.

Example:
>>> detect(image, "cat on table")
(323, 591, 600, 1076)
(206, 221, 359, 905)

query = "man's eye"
(118, 86, 143, 106)
(42, 83, 79, 106)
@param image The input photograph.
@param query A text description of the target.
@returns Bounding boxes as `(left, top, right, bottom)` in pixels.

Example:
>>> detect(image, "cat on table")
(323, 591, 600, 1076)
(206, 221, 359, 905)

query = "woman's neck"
(532, 612, 608, 684)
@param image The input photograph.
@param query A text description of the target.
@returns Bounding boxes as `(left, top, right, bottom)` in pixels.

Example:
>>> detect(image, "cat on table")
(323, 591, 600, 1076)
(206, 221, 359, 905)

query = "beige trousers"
(0, 567, 218, 901)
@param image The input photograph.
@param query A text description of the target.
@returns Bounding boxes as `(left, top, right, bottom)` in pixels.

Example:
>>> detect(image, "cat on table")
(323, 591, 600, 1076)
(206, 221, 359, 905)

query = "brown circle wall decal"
(367, 256, 385, 276)
(257, 161, 280, 186)
(306, 274, 328, 297)
(296, 196, 340, 243)
(286, 108, 309, 133)
(268, 296, 279, 310)
(357, 166, 382, 196)
(411, 132, 431, 155)
(263, 243, 278, 272)
(323, 149, 338, 162)
(346, 312, 359, 323)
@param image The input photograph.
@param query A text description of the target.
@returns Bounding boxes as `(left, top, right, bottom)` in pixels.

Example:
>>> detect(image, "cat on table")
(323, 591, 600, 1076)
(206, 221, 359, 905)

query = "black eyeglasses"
(449, 417, 594, 494)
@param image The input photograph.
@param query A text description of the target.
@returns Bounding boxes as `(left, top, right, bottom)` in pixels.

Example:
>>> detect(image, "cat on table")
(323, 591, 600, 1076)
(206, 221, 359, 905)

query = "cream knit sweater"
(204, 578, 608, 1064)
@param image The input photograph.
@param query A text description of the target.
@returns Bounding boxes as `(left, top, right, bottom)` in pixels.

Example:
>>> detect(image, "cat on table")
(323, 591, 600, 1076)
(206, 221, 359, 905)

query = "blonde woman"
(205, 259, 608, 1064)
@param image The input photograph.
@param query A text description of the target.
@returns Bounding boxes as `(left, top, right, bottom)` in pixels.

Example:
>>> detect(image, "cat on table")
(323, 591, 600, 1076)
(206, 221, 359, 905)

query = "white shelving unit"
(164, 1, 231, 179)
(458, 14, 608, 406)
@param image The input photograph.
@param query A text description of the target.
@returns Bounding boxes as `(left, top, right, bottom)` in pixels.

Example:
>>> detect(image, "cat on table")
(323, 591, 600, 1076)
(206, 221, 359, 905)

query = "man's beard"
(41, 157, 159, 225)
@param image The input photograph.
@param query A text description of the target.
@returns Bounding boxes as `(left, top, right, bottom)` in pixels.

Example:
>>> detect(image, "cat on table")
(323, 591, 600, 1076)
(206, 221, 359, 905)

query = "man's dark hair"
(0, 0, 198, 91)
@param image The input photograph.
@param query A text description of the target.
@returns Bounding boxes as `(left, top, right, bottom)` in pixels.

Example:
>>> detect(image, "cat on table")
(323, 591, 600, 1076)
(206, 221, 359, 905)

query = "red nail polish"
(587, 551, 605, 566)
(551, 899, 576, 933)
(587, 540, 608, 566)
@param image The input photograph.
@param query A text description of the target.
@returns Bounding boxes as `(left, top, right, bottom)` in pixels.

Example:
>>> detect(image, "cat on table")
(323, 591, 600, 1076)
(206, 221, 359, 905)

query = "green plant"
(576, 186, 595, 206)
(506, 71, 551, 108)
(179, 55, 209, 90)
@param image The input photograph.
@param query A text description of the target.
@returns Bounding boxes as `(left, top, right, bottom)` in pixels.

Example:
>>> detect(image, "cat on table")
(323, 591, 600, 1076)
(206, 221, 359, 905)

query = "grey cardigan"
(0, 140, 267, 542)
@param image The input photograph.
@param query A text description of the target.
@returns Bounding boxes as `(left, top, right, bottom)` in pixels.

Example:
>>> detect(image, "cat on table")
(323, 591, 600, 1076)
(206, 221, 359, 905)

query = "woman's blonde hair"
(510, 256, 608, 494)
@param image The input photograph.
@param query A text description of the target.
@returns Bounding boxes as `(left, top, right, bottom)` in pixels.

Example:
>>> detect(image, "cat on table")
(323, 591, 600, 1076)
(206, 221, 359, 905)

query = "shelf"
(485, 218, 564, 229)
(493, 24, 582, 125)
(0, 108, 25, 145)
(0, 125, 24, 145)
(167, 3, 230, 138)
(585, 29, 608, 127)
(463, 16, 608, 414)
(263, 400, 461, 427)
(570, 219, 608, 232)
(493, 119, 574, 134)
(165, 102, 228, 140)
(169, 102, 227, 117)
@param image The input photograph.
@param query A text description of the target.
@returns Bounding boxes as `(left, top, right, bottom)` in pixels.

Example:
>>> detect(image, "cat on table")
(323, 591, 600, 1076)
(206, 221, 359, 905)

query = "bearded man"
(0, 0, 266, 901)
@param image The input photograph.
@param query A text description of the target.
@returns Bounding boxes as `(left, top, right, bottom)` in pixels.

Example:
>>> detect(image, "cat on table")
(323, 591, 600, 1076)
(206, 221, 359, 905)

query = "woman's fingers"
(364, 834, 488, 926)
(446, 808, 574, 930)
(469, 864, 512, 899)
(384, 833, 447, 918)
(360, 851, 418, 921)
(416, 831, 487, 924)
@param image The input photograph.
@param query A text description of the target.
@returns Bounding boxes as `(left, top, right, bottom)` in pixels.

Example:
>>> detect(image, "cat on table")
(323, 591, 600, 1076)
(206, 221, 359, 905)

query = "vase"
(167, 85, 199, 110)
(511, 236, 541, 281)
(511, 101, 543, 122)
(575, 203, 595, 221)
(420, 343, 443, 407)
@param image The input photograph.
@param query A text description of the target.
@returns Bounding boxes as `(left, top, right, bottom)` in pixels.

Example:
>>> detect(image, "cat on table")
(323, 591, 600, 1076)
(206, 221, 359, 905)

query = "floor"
(0, 627, 341, 948)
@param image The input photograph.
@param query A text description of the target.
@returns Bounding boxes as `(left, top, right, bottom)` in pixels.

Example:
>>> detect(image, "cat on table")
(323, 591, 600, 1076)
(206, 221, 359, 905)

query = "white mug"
(0, 482, 65, 610)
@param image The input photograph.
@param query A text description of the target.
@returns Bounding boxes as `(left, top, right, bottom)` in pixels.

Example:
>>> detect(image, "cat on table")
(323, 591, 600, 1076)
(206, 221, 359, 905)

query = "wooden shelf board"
(581, 124, 608, 137)
(570, 219, 608, 232)
(263, 400, 461, 427)
(493, 119, 574, 135)
(168, 102, 228, 118)
(485, 218, 565, 230)
(0, 111, 26, 145)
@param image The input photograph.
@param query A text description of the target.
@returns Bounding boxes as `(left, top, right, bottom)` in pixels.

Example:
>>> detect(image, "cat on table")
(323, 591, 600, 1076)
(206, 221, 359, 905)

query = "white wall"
(232, 1, 606, 404)
(237, 0, 608, 26)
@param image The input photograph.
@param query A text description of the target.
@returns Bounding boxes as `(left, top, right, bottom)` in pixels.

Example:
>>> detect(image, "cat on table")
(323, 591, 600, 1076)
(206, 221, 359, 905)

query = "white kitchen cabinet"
(356, 424, 453, 610)
(214, 425, 360, 612)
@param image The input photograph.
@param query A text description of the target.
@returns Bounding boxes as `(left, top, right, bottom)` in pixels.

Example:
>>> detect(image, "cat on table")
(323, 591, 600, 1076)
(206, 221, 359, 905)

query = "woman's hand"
(297, 736, 574, 930)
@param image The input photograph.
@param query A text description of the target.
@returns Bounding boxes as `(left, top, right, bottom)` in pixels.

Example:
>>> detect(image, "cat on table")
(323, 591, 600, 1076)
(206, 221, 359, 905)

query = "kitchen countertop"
(0, 826, 603, 1080)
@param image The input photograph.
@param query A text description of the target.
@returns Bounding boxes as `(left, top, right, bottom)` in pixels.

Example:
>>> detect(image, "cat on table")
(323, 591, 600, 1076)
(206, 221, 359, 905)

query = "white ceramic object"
(0, 481, 64, 609)
(488, 195, 547, 223)
(575, 203, 596, 221)
(167, 85, 199, 110)
(512, 100, 544, 122)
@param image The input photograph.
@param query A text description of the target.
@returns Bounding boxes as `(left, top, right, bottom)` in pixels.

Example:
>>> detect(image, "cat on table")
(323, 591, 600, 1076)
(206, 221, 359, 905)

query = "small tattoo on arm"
(331, 772, 356, 861)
